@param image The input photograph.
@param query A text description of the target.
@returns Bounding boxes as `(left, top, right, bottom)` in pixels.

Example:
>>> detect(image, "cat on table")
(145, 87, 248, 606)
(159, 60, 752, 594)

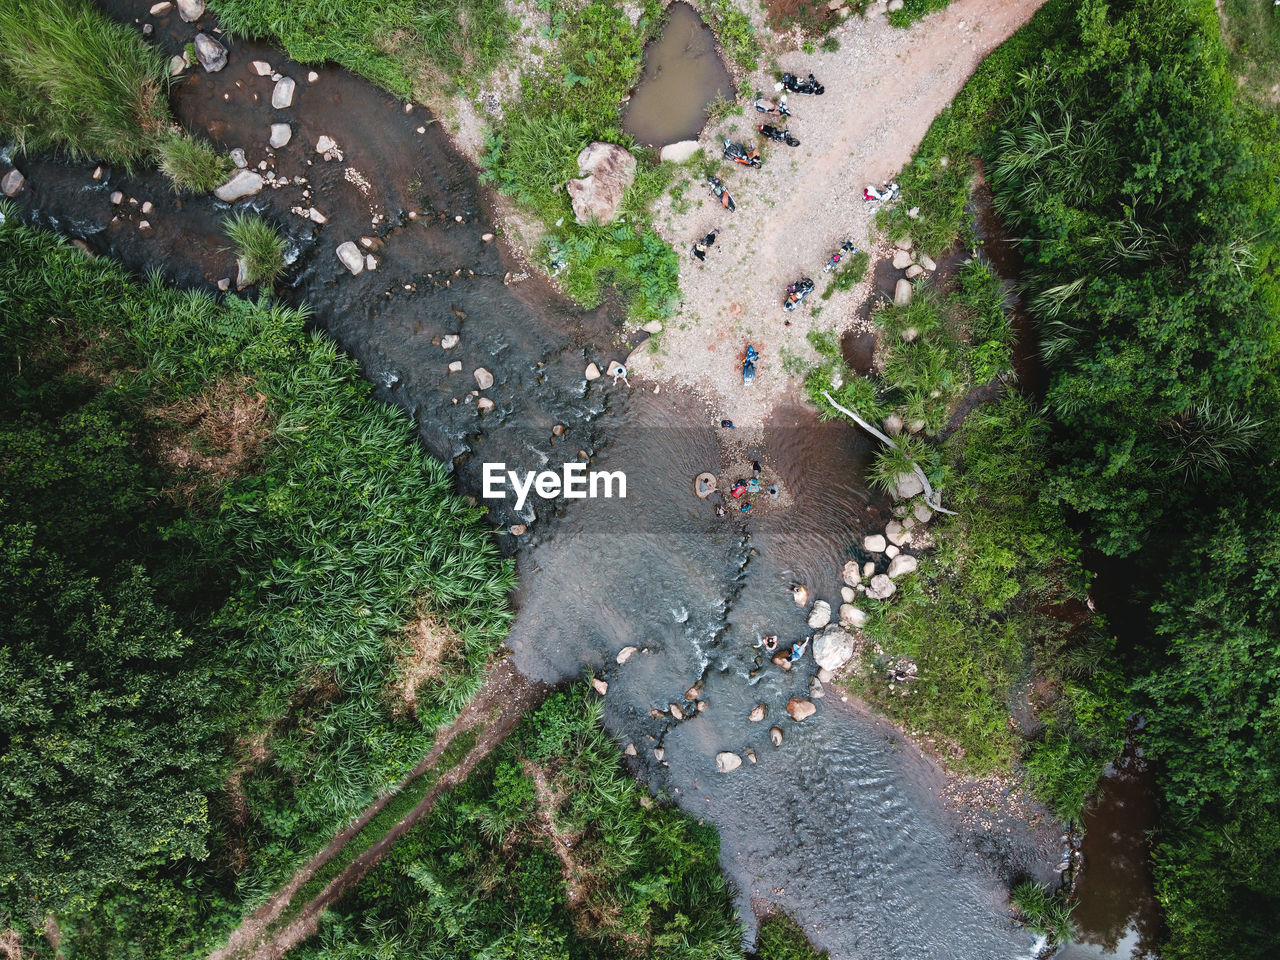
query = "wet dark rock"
(177, 0, 204, 22)
(892, 471, 924, 500)
(214, 169, 263, 202)
(566, 142, 636, 225)
(335, 241, 364, 275)
(787, 698, 816, 721)
(193, 33, 227, 73)
(2, 169, 27, 197)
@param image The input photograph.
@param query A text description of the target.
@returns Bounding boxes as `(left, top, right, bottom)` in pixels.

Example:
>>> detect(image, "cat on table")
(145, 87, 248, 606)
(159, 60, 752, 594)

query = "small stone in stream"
(448, 361, 462, 373)
(885, 544, 899, 559)
(746, 748, 757, 763)
(864, 534, 887, 553)
(716, 752, 742, 773)
(585, 363, 601, 380)
(193, 33, 227, 73)
(914, 501, 934, 523)
(308, 207, 327, 224)
(813, 623, 856, 671)
(508, 523, 525, 536)
(454, 215, 463, 223)
(809, 676, 825, 699)
(142, 23, 153, 36)
(91, 166, 103, 181)
(137, 220, 151, 231)
(551, 423, 565, 436)
(359, 236, 376, 249)
(894, 278, 913, 306)
(140, 201, 152, 214)
(886, 520, 910, 546)
(685, 686, 700, 701)
(315, 135, 338, 154)
(269, 123, 291, 148)
(866, 574, 897, 601)
(476, 397, 494, 413)
(214, 170, 263, 202)
(440, 334, 460, 350)
(771, 653, 792, 672)
(109, 191, 123, 205)
(841, 586, 855, 603)
(888, 554, 918, 579)
(307, 71, 319, 83)
(270, 72, 281, 82)
(696, 700, 707, 712)
(792, 584, 809, 606)
(787, 698, 816, 721)
(749, 704, 766, 722)
(905, 264, 924, 279)
(149, 2, 172, 15)
(481, 232, 494, 242)
(271, 76, 296, 109)
(230, 148, 247, 169)
(624, 743, 637, 756)
(653, 747, 665, 761)
(770, 726, 784, 747)
(842, 560, 861, 587)
(335, 241, 364, 275)
(364, 254, 377, 271)
(177, 0, 204, 22)
(892, 249, 912, 270)
(616, 645, 637, 664)
(235, 258, 250, 290)
(216, 278, 230, 291)
(251, 60, 272, 76)
(169, 54, 187, 76)
(669, 703, 684, 720)
(650, 708, 663, 719)
(591, 677, 607, 696)
(256, 161, 266, 170)
(807, 600, 831, 629)
(473, 367, 494, 390)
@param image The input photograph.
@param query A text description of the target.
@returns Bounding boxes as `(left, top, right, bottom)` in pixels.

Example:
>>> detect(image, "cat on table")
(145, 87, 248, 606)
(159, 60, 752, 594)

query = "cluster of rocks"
(890, 236, 937, 306)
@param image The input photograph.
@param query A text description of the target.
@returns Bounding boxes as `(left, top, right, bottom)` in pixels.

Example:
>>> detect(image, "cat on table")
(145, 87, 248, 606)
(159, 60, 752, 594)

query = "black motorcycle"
(783, 278, 815, 312)
(781, 72, 824, 96)
(824, 240, 857, 272)
(723, 137, 762, 167)
(759, 123, 800, 147)
(708, 176, 736, 212)
(754, 92, 791, 117)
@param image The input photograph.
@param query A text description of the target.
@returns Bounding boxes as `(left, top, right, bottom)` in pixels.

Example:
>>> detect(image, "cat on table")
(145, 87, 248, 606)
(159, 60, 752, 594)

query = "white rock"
(884, 413, 904, 436)
(473, 367, 494, 390)
(863, 534, 887, 553)
(894, 278, 913, 306)
(216, 277, 230, 291)
(807, 600, 832, 629)
(592, 677, 608, 696)
(885, 545, 899, 559)
(653, 747, 665, 761)
(792, 584, 809, 606)
(887, 0, 905, 12)
(669, 703, 685, 720)
(863, 561, 876, 578)
(716, 751, 742, 773)
(749, 704, 766, 722)
(886, 520, 911, 547)
(271, 76, 296, 109)
(307, 71, 319, 83)
(641, 320, 663, 334)
(866, 574, 897, 600)
(888, 554, 918, 579)
(770, 726, 784, 747)
(481, 232, 494, 242)
(230, 148, 247, 168)
(624, 743, 637, 756)
(616, 646, 637, 664)
(251, 60, 273, 76)
(809, 676, 825, 699)
(335, 241, 364, 275)
(441, 334, 460, 349)
(905, 264, 925, 279)
(660, 140, 701, 163)
(109, 191, 123, 205)
(193, 33, 227, 73)
(892, 249, 912, 270)
(141, 201, 153, 214)
(813, 624, 856, 672)
(841, 586, 856, 603)
(308, 208, 328, 224)
(177, 0, 204, 21)
(448, 361, 462, 373)
(913, 501, 934, 523)
(169, 54, 187, 76)
(315, 135, 338, 154)
(841, 560, 861, 587)
(892, 472, 925, 500)
(920, 253, 937, 271)
(149, 2, 172, 15)
(214, 169, 263, 202)
(364, 254, 377, 271)
(235, 257, 250, 290)
(269, 123, 292, 148)
(787, 698, 817, 721)
(476, 397, 494, 413)
(584, 363, 601, 380)
(840, 604, 868, 628)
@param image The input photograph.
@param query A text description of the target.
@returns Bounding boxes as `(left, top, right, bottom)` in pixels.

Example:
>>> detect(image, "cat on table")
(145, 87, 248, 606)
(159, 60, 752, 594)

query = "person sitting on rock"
(761, 634, 779, 652)
(789, 637, 810, 663)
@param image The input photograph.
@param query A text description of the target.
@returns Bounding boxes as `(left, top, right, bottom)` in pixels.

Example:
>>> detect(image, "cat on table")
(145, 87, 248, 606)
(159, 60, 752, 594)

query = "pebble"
(669, 703, 684, 720)
(616, 646, 637, 664)
(653, 748, 665, 761)
(749, 704, 766, 722)
(141, 201, 153, 214)
(149, 2, 172, 15)
(91, 166, 103, 181)
(216, 278, 230, 291)
(109, 191, 123, 205)
(770, 726, 784, 747)
(307, 71, 319, 82)
(584, 363, 601, 380)
(476, 397, 494, 413)
(473, 367, 494, 390)
(230, 148, 247, 168)
(448, 361, 462, 373)
(624, 743, 637, 756)
(440, 334, 460, 350)
(591, 677, 608, 695)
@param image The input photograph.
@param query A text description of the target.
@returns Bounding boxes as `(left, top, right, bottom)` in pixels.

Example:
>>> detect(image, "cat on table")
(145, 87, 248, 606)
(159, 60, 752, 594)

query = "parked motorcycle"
(824, 240, 857, 272)
(781, 72, 824, 96)
(759, 123, 800, 147)
(754, 92, 791, 117)
(742, 344, 758, 386)
(783, 278, 815, 312)
(863, 181, 900, 203)
(708, 176, 736, 212)
(723, 138, 762, 167)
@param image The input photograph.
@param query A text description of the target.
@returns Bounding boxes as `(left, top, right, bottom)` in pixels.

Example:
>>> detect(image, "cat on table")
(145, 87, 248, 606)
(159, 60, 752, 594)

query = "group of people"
(711, 459, 778, 517)
(758, 632, 809, 664)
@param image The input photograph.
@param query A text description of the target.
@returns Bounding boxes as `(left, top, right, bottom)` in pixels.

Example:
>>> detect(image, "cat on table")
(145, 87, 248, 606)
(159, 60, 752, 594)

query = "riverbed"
(4, 2, 1059, 955)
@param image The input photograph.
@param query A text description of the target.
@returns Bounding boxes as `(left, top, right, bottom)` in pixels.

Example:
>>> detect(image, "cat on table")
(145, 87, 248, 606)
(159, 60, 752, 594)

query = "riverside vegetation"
(0, 213, 515, 957)
(841, 0, 1279, 955)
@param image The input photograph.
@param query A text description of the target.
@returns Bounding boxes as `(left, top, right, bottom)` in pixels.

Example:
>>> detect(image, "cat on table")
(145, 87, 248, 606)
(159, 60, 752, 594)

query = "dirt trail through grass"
(636, 0, 1048, 432)
(209, 659, 547, 960)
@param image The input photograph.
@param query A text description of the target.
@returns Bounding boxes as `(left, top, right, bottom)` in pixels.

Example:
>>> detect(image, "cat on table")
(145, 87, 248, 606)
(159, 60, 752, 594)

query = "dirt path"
(631, 0, 1048, 433)
(209, 659, 547, 960)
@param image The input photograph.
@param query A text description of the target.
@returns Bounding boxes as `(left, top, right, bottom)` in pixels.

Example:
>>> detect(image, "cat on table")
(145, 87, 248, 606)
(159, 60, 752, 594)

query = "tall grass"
(224, 212, 286, 286)
(0, 0, 171, 167)
(157, 131, 232, 193)
(1010, 881, 1076, 944)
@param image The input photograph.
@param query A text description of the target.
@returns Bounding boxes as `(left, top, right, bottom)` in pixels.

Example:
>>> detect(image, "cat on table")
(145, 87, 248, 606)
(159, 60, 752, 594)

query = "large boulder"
(177, 0, 204, 21)
(787, 698, 817, 721)
(807, 600, 831, 629)
(812, 624, 856, 672)
(566, 142, 636, 225)
(214, 169, 263, 202)
(660, 140, 700, 163)
(716, 751, 742, 773)
(193, 33, 226, 73)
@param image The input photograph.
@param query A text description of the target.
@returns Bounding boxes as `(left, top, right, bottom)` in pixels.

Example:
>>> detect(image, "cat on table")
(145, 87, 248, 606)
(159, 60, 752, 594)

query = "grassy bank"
(0, 213, 513, 958)
(864, 0, 1280, 955)
(295, 686, 744, 959)
(0, 0, 228, 189)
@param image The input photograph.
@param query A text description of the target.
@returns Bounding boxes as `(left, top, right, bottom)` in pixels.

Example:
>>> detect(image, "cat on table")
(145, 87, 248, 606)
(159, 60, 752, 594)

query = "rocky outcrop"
(214, 169, 263, 202)
(565, 142, 636, 225)
(193, 33, 226, 73)
(812, 624, 856, 672)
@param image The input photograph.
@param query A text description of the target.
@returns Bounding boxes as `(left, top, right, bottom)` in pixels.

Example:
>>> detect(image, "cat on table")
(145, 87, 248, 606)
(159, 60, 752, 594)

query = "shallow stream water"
(5, 2, 1064, 955)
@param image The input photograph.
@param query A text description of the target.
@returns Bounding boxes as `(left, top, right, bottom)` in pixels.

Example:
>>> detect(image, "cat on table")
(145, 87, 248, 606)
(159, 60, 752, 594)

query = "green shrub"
(156, 131, 232, 193)
(755, 911, 828, 960)
(1010, 881, 1075, 944)
(224, 212, 287, 286)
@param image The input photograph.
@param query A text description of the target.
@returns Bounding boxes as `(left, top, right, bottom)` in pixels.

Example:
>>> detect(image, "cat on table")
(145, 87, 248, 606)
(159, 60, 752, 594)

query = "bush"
(157, 131, 232, 193)
(224, 212, 287, 286)
(754, 912, 828, 960)
(1010, 881, 1075, 944)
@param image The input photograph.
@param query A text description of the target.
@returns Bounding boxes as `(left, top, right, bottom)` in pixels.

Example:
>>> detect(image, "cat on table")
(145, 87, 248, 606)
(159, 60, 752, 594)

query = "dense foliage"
(753, 911, 828, 960)
(882, 0, 1280, 954)
(296, 687, 744, 960)
(0, 215, 513, 958)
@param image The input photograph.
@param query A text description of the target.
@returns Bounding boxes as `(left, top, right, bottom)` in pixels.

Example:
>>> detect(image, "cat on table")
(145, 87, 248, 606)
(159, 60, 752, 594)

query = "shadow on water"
(6, 2, 1051, 955)
(621, 2, 734, 148)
